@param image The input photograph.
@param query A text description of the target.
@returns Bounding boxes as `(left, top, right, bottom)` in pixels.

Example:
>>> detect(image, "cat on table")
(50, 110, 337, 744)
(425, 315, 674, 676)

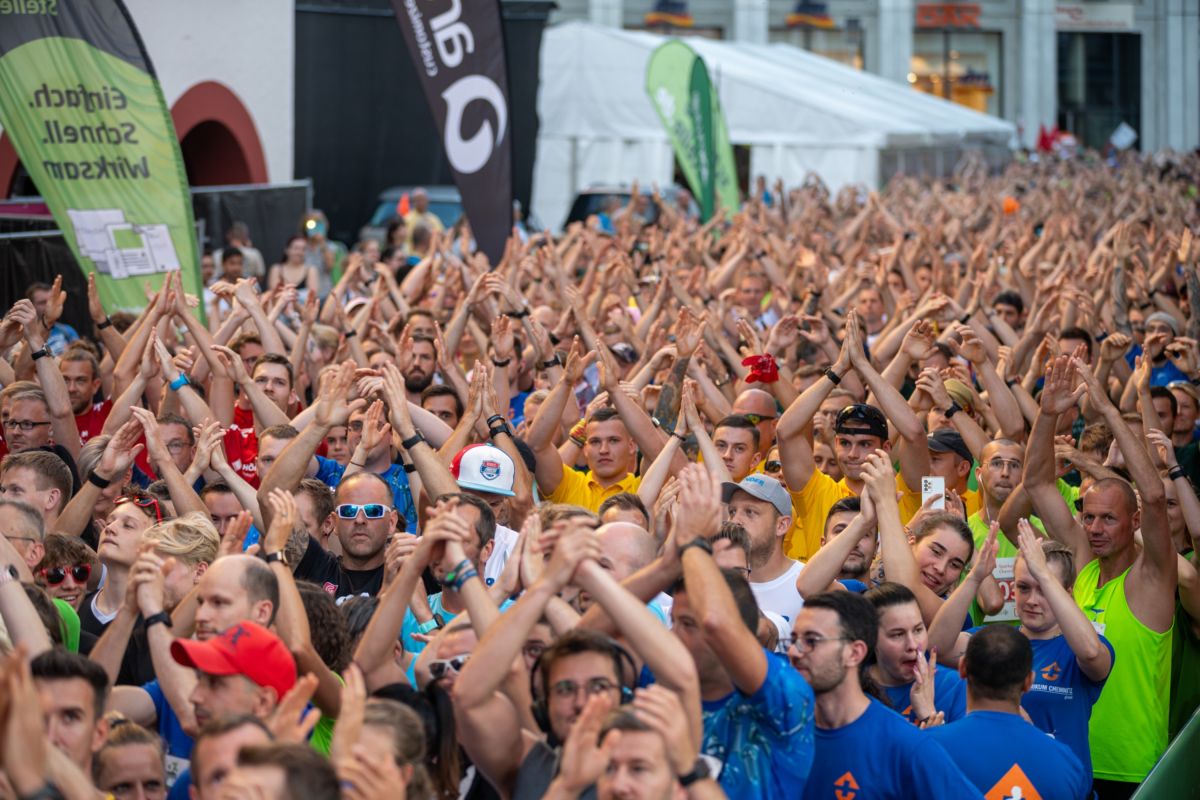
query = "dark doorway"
(1057, 32, 1141, 151)
(180, 121, 253, 186)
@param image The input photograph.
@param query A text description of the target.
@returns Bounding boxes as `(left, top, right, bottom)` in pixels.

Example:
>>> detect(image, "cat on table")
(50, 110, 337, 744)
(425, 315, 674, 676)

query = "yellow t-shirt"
(784, 470, 924, 561)
(546, 464, 642, 513)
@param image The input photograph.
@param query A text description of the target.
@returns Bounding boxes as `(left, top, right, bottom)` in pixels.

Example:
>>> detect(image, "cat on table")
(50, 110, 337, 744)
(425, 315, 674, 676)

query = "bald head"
(732, 389, 777, 454)
(733, 389, 775, 417)
(595, 522, 657, 582)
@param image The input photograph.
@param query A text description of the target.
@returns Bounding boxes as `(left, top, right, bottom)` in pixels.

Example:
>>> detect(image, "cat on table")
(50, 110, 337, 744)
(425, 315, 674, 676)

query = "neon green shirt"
(1074, 560, 1173, 782)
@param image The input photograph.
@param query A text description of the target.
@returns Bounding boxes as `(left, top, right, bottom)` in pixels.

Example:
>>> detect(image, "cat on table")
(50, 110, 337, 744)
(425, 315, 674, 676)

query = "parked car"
(563, 184, 699, 229)
(358, 185, 463, 244)
(359, 186, 543, 244)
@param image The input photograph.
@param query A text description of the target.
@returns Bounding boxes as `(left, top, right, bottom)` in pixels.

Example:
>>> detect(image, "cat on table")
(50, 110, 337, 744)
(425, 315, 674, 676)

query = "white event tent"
(531, 21, 1016, 230)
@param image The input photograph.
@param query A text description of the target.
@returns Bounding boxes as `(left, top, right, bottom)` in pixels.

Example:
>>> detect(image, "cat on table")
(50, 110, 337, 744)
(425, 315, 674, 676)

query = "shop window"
(911, 30, 1002, 116)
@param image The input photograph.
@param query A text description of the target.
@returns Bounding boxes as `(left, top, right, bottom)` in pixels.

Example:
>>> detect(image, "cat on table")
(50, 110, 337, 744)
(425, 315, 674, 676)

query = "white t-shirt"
(750, 560, 804, 626)
(483, 524, 520, 586)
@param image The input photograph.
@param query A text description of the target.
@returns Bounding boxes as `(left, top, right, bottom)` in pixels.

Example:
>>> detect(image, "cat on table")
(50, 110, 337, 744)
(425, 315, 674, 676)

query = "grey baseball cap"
(721, 474, 792, 518)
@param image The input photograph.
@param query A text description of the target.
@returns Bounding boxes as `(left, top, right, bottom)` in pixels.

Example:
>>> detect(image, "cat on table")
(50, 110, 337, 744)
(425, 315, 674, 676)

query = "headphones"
(529, 634, 638, 744)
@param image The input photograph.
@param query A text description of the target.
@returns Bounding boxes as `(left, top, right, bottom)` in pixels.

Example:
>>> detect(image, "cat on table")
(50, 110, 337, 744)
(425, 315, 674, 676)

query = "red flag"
(397, 192, 410, 217)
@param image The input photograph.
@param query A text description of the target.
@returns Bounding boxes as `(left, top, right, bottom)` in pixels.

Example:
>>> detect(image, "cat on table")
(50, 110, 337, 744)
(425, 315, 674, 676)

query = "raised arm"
(233, 278, 285, 355)
(13, 300, 81, 460)
(1023, 356, 1090, 563)
(1074, 356, 1176, 632)
(675, 464, 768, 695)
(1017, 520, 1112, 681)
(131, 407, 206, 518)
(863, 451, 943, 624)
(928, 527, 995, 666)
(382, 363, 459, 502)
(796, 499, 877, 599)
(526, 339, 593, 496)
(777, 324, 852, 491)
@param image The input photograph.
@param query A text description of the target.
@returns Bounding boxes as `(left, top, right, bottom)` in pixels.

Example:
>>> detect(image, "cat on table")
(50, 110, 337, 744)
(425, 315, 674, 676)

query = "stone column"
(732, 0, 770, 43)
(875, 0, 915, 84)
(1018, 0, 1057, 148)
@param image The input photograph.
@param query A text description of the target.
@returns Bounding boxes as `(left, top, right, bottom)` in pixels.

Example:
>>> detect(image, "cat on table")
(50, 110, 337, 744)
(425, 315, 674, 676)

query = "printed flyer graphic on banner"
(645, 40, 738, 222)
(389, 0, 512, 267)
(0, 0, 199, 314)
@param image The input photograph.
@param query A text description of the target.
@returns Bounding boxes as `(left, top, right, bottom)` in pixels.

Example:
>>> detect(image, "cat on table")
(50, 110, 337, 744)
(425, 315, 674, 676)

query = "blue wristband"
(169, 374, 190, 391)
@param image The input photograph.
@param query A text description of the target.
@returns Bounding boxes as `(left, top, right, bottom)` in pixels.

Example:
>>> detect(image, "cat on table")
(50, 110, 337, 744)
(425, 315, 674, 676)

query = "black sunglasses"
(40, 564, 91, 586)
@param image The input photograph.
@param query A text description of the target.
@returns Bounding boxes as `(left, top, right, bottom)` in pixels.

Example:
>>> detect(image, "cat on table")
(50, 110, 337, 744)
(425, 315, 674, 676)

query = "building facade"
(552, 0, 1199, 152)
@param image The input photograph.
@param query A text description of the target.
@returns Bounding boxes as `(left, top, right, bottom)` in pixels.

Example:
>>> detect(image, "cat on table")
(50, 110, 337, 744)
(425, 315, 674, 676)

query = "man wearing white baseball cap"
(451, 443, 520, 584)
(722, 474, 805, 631)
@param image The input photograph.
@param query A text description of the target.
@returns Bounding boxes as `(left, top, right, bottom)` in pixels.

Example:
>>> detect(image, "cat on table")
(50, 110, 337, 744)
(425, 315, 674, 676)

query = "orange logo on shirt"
(986, 764, 1043, 800)
(834, 771, 859, 800)
(1040, 662, 1061, 682)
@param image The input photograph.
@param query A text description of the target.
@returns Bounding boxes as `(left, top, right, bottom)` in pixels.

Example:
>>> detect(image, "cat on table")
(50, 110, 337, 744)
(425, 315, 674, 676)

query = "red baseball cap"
(171, 621, 296, 700)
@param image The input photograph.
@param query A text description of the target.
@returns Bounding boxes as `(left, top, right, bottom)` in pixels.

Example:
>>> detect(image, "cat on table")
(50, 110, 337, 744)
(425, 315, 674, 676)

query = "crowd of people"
(0, 151, 1198, 800)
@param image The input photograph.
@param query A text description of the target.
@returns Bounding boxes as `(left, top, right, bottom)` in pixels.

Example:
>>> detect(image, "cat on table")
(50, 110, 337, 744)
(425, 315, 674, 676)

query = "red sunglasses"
(39, 564, 92, 587)
(116, 494, 163, 523)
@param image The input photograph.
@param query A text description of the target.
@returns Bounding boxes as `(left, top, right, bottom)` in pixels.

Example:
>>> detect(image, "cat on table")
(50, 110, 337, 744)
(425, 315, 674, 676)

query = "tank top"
(1073, 559, 1173, 782)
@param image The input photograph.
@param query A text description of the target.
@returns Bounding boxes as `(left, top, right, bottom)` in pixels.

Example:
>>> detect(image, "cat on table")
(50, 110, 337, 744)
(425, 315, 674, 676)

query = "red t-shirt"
(76, 400, 113, 445)
(223, 404, 259, 487)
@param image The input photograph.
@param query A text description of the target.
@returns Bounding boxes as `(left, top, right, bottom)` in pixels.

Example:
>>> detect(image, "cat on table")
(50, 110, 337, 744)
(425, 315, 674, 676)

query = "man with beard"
(400, 333, 437, 403)
(791, 591, 981, 800)
(722, 475, 804, 627)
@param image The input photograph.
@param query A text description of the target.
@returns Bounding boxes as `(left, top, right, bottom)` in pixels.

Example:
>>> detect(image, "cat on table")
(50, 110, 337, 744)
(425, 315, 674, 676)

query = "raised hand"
(562, 337, 596, 385)
(358, 399, 392, 455)
(264, 488, 300, 554)
(43, 274, 66, 327)
(1145, 427, 1178, 469)
(540, 517, 602, 592)
(552, 694, 618, 794)
(131, 543, 172, 617)
(219, 510, 256, 558)
(314, 361, 357, 429)
(955, 326, 988, 365)
(209, 344, 250, 384)
(1016, 519, 1052, 583)
(1038, 355, 1084, 415)
(674, 307, 706, 359)
(87, 273, 108, 324)
(861, 449, 897, 508)
(968, 523, 999, 583)
(900, 320, 939, 362)
(1099, 332, 1131, 364)
(268, 674, 322, 744)
(632, 686, 698, 777)
(491, 314, 516, 362)
(130, 405, 170, 466)
(98, 419, 146, 479)
(908, 646, 938, 723)
(674, 463, 722, 540)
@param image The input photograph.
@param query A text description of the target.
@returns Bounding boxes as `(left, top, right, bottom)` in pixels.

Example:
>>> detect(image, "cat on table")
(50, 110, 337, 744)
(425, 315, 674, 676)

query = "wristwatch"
(30, 345, 51, 361)
(265, 551, 289, 567)
(678, 758, 712, 787)
(678, 538, 714, 558)
(943, 401, 962, 420)
(144, 611, 172, 629)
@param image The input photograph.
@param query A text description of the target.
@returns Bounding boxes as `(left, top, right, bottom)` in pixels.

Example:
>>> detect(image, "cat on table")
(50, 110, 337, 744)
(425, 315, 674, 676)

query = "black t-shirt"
(294, 536, 384, 601)
(78, 590, 155, 685)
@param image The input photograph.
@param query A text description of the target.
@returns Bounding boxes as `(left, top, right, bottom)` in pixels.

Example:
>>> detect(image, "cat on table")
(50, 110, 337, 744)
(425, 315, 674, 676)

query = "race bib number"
(164, 754, 189, 787)
(982, 557, 1019, 623)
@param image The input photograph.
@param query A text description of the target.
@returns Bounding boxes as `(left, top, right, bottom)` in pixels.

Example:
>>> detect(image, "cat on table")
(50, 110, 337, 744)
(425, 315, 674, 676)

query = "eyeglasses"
(428, 654, 470, 680)
(335, 503, 391, 520)
(550, 677, 618, 700)
(742, 413, 775, 426)
(165, 440, 192, 453)
(2, 419, 51, 432)
(40, 564, 91, 586)
(764, 460, 783, 473)
(781, 634, 850, 653)
(985, 458, 1022, 472)
(116, 494, 163, 523)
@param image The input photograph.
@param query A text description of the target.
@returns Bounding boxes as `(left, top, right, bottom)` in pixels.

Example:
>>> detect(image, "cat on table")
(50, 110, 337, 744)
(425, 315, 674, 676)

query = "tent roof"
(539, 21, 1014, 150)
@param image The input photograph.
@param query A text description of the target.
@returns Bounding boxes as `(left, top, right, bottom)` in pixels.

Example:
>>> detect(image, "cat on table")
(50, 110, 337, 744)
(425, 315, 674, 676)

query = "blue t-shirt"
(928, 710, 1090, 800)
(400, 592, 515, 655)
(700, 651, 815, 800)
(144, 681, 193, 789)
(879, 664, 967, 724)
(1023, 633, 1114, 779)
(803, 699, 982, 800)
(315, 457, 418, 533)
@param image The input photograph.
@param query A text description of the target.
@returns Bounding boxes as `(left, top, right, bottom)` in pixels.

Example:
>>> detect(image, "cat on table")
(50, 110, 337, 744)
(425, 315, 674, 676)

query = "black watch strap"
(944, 401, 962, 419)
(97, 317, 113, 330)
(265, 551, 288, 566)
(678, 758, 711, 787)
(678, 538, 714, 558)
(144, 611, 172, 630)
(823, 367, 843, 386)
(401, 431, 427, 450)
(87, 471, 112, 489)
(31, 346, 51, 361)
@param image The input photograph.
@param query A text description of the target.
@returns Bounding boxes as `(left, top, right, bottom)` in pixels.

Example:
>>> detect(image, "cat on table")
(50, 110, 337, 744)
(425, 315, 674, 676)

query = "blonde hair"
(310, 324, 340, 352)
(141, 512, 220, 568)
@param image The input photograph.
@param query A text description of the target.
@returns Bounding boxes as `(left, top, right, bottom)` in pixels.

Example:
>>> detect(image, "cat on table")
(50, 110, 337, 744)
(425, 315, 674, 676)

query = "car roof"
(377, 185, 461, 202)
